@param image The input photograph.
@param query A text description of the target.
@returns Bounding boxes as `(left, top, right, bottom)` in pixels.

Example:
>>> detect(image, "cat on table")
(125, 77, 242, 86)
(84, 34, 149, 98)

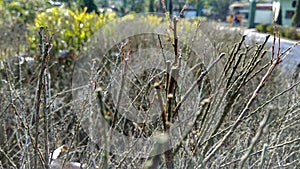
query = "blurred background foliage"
(0, 0, 212, 61)
(256, 23, 300, 41)
(27, 7, 116, 52)
(0, 0, 48, 25)
(0, 0, 117, 60)
(0, 0, 208, 92)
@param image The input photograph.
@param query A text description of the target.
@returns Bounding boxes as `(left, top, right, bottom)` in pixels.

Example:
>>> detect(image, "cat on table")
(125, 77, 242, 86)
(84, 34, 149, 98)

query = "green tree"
(103, 0, 109, 7)
(131, 0, 146, 13)
(188, 0, 234, 19)
(292, 0, 300, 27)
(118, 0, 145, 14)
(149, 0, 154, 12)
(209, 0, 234, 20)
(59, 0, 76, 8)
(80, 0, 99, 14)
(159, 0, 172, 15)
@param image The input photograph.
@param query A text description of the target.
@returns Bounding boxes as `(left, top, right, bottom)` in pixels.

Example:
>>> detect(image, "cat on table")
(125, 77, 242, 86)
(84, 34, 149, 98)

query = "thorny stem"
(240, 111, 270, 168)
(35, 26, 52, 169)
(220, 138, 300, 168)
(154, 82, 165, 113)
(179, 5, 186, 18)
(62, 118, 80, 169)
(111, 42, 129, 138)
(161, 17, 181, 169)
(43, 71, 50, 169)
(202, 63, 277, 165)
(96, 90, 109, 169)
(172, 98, 211, 155)
(259, 143, 268, 169)
(173, 53, 225, 117)
(0, 147, 16, 168)
(158, 34, 167, 65)
(188, 79, 300, 161)
(160, 0, 172, 25)
(246, 80, 300, 119)
(173, 17, 179, 65)
(35, 26, 43, 169)
(199, 38, 294, 167)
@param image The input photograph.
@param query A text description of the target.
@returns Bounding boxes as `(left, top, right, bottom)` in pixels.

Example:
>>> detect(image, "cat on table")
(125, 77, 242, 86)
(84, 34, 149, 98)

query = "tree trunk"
(292, 0, 300, 27)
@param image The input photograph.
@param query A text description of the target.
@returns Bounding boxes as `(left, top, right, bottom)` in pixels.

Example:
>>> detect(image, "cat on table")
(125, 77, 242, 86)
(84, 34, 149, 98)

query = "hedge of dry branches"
(0, 18, 300, 169)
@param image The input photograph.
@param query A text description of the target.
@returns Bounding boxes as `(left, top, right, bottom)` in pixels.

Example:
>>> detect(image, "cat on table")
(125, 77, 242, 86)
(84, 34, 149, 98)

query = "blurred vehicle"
(226, 2, 273, 26)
